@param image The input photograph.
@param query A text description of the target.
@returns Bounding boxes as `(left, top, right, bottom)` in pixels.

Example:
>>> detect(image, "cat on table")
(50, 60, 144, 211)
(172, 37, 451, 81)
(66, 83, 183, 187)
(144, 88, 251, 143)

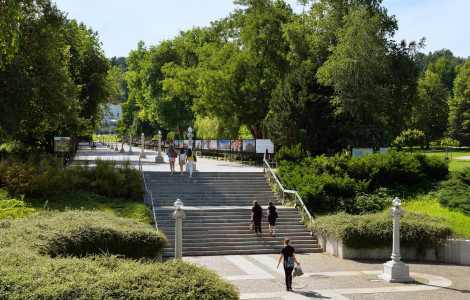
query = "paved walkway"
(75, 142, 470, 299)
(73, 142, 263, 173)
(184, 253, 470, 300)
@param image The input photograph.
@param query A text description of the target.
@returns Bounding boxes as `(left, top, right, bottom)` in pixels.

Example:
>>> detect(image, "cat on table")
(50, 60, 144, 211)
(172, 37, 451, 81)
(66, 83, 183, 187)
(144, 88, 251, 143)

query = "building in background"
(97, 104, 121, 134)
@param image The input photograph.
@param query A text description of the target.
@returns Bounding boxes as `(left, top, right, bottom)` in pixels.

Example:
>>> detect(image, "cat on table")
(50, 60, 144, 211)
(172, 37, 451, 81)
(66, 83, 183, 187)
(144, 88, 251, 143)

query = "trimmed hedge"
(1, 210, 166, 259)
(0, 210, 238, 299)
(276, 150, 449, 214)
(310, 211, 453, 256)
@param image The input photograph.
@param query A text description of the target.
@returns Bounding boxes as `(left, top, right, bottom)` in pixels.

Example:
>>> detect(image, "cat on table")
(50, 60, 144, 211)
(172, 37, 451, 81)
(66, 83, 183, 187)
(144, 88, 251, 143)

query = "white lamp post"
(172, 199, 186, 259)
(155, 130, 164, 163)
(110, 135, 114, 150)
(139, 133, 147, 158)
(379, 197, 414, 283)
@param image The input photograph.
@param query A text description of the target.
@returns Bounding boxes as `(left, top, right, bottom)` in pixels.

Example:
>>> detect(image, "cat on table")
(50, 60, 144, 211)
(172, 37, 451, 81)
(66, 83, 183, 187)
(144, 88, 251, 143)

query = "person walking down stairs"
(251, 201, 263, 236)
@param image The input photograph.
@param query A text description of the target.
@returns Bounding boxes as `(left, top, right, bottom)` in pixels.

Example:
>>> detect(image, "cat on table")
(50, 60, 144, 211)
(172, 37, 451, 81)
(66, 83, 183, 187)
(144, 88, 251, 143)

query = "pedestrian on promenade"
(178, 148, 186, 175)
(277, 238, 300, 291)
(185, 148, 197, 177)
(263, 149, 270, 171)
(166, 144, 177, 174)
(267, 201, 278, 236)
(251, 201, 263, 236)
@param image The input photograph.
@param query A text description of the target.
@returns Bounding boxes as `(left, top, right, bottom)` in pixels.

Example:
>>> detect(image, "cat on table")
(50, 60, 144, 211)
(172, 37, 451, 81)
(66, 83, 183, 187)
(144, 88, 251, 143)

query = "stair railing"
(139, 156, 159, 232)
(263, 158, 314, 227)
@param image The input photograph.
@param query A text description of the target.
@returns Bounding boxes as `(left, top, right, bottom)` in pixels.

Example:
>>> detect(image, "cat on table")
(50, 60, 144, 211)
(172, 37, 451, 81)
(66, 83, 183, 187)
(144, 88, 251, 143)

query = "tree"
(193, 0, 294, 138)
(414, 69, 450, 146)
(315, 4, 417, 147)
(447, 60, 470, 145)
(393, 129, 425, 149)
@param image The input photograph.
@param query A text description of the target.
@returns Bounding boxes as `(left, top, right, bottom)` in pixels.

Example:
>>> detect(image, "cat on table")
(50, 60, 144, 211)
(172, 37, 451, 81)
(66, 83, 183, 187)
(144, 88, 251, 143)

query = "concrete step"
(163, 247, 322, 257)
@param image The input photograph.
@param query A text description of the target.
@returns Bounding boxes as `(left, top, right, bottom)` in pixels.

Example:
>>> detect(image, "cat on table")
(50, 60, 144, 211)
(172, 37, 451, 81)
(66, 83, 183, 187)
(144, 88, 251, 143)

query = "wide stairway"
(145, 172, 321, 258)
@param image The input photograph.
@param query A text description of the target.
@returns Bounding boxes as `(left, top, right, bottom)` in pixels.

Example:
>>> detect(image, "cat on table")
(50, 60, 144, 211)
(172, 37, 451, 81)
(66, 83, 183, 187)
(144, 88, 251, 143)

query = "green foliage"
(277, 148, 449, 214)
(393, 129, 426, 148)
(0, 210, 237, 299)
(29, 211, 166, 259)
(0, 155, 143, 201)
(402, 195, 470, 239)
(275, 144, 306, 164)
(440, 137, 460, 147)
(438, 167, 470, 215)
(447, 59, 470, 145)
(310, 211, 453, 255)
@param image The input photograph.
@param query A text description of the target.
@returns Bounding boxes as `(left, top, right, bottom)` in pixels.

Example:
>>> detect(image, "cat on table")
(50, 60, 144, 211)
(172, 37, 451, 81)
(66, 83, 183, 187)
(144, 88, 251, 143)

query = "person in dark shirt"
(277, 238, 300, 291)
(267, 201, 278, 236)
(251, 201, 263, 236)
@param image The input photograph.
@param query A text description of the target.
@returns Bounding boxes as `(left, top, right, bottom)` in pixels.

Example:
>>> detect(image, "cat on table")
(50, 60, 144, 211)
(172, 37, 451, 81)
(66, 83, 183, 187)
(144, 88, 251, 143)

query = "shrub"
(0, 156, 143, 201)
(276, 147, 449, 214)
(5, 210, 166, 259)
(310, 211, 453, 257)
(438, 167, 470, 214)
(0, 211, 237, 299)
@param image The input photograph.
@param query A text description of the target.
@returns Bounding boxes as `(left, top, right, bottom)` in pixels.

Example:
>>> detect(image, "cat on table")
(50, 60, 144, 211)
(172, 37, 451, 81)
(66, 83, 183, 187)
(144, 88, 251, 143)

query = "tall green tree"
(448, 60, 470, 145)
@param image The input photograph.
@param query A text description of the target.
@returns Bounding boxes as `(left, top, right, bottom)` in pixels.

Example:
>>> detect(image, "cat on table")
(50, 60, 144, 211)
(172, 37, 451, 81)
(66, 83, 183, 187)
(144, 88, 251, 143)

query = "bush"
(0, 211, 237, 299)
(0, 156, 143, 201)
(276, 148, 449, 214)
(438, 167, 470, 214)
(310, 211, 453, 257)
(3, 210, 167, 259)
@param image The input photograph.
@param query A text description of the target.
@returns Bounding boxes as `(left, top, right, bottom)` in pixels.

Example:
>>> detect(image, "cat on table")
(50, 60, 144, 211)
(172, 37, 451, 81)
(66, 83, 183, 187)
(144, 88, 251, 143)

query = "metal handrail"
(263, 158, 314, 227)
(139, 156, 159, 231)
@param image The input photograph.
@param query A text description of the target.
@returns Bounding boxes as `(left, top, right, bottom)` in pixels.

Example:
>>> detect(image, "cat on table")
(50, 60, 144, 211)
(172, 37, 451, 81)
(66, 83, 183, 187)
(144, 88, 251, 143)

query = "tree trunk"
(249, 123, 263, 139)
(178, 125, 184, 140)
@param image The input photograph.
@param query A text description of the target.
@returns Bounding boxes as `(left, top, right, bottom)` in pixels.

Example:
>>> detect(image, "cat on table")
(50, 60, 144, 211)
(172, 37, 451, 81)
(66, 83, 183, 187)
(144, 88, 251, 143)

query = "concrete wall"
(317, 234, 470, 265)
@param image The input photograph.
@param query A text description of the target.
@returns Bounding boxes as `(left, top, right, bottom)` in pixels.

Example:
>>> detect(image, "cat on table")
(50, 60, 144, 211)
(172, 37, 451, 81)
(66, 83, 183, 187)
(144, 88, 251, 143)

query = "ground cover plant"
(0, 189, 152, 224)
(0, 211, 238, 299)
(275, 146, 449, 214)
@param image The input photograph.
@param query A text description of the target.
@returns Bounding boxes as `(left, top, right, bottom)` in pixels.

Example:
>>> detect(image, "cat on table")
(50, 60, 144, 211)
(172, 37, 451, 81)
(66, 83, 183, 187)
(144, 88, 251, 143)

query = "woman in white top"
(178, 148, 186, 175)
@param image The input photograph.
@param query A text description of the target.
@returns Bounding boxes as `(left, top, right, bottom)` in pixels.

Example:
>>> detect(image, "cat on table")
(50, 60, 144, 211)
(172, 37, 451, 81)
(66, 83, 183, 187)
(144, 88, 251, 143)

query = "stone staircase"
(144, 172, 321, 258)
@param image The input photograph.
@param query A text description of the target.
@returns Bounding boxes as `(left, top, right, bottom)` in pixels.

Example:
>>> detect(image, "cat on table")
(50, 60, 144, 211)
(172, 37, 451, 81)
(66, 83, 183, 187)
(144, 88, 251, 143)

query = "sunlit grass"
(402, 194, 470, 239)
(424, 151, 470, 171)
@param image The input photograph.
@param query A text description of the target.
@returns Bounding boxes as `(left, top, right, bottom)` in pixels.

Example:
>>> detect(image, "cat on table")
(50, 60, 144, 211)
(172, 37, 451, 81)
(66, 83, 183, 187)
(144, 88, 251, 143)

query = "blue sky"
(53, 0, 469, 59)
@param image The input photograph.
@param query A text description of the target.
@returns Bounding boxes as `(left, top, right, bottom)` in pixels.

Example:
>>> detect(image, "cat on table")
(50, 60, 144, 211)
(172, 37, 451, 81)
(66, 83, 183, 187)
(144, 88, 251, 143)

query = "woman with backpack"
(166, 144, 177, 174)
(267, 201, 278, 236)
(277, 238, 300, 291)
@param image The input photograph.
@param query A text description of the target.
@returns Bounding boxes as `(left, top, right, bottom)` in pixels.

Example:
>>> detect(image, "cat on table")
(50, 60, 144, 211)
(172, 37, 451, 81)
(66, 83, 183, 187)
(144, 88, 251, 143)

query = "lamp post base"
(378, 260, 414, 283)
(155, 155, 164, 163)
(139, 152, 147, 159)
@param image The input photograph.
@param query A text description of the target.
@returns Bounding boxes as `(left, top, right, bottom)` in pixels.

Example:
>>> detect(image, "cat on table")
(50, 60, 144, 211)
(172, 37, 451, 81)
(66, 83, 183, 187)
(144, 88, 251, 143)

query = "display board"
(208, 140, 218, 150)
(202, 140, 210, 150)
(218, 140, 230, 151)
(380, 147, 388, 154)
(255, 139, 274, 154)
(54, 137, 71, 152)
(231, 140, 242, 152)
(195, 140, 202, 150)
(243, 139, 256, 153)
(352, 148, 374, 158)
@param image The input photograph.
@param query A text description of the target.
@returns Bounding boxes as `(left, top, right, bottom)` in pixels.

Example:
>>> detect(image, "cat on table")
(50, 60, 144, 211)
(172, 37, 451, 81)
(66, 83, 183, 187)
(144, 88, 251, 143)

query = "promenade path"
(74, 142, 470, 299)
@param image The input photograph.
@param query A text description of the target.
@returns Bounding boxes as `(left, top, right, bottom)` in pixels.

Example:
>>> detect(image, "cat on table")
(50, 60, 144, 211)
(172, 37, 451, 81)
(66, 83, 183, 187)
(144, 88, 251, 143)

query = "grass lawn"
(0, 189, 152, 224)
(402, 194, 470, 239)
(423, 150, 470, 171)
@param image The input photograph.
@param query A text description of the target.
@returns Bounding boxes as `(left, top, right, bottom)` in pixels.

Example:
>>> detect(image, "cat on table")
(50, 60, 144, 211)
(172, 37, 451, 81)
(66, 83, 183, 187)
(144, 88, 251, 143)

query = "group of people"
(166, 145, 197, 177)
(252, 201, 301, 291)
(251, 200, 278, 236)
